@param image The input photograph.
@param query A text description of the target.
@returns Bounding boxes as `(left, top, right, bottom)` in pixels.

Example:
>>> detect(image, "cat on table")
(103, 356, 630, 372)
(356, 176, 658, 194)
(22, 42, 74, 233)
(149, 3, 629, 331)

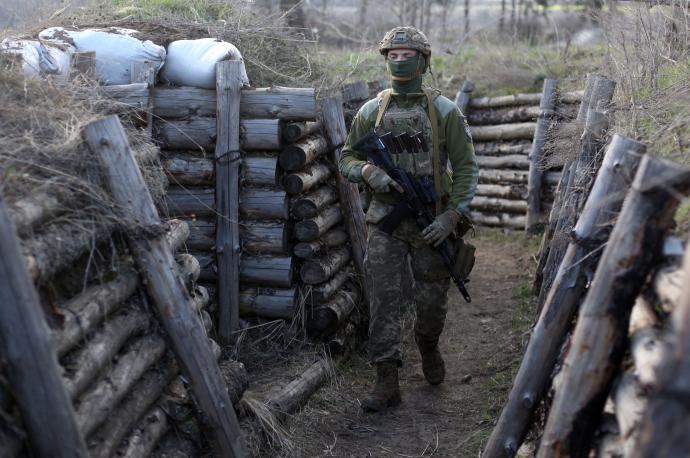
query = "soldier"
(339, 27, 478, 411)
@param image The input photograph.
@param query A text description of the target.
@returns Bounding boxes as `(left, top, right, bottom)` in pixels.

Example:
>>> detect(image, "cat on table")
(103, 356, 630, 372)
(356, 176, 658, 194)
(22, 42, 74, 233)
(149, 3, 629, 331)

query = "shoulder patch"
(462, 116, 473, 141)
(432, 94, 459, 118)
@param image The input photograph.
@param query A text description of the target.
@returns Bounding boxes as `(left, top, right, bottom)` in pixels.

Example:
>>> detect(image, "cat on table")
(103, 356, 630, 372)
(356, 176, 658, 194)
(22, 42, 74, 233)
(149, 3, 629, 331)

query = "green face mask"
(386, 55, 421, 79)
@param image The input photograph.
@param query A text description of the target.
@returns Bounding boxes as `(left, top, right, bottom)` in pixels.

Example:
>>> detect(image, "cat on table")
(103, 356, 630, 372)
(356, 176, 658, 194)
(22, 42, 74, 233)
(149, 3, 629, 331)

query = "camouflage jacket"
(339, 89, 478, 216)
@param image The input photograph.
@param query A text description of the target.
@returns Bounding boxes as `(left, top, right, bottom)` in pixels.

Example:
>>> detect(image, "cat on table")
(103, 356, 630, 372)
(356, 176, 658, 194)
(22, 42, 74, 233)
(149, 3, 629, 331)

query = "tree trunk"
(240, 188, 290, 220)
(283, 163, 332, 195)
(470, 196, 527, 214)
(307, 266, 354, 304)
(240, 221, 290, 255)
(467, 105, 540, 125)
(54, 267, 140, 357)
(308, 289, 359, 336)
(161, 154, 214, 186)
(279, 135, 329, 171)
(537, 155, 690, 458)
(241, 255, 294, 288)
(474, 142, 531, 156)
(470, 123, 536, 142)
(242, 154, 280, 186)
(476, 155, 530, 170)
(155, 117, 281, 151)
(165, 187, 290, 220)
(0, 193, 88, 458)
(87, 360, 175, 458)
(475, 184, 527, 200)
(75, 334, 167, 438)
(239, 287, 297, 319)
(63, 307, 151, 399)
(300, 246, 351, 285)
(293, 228, 349, 259)
(469, 93, 542, 109)
(483, 135, 645, 458)
(632, 239, 690, 457)
(291, 185, 338, 220)
(294, 206, 343, 242)
(116, 406, 168, 458)
(470, 211, 526, 230)
(268, 358, 332, 415)
(283, 121, 322, 143)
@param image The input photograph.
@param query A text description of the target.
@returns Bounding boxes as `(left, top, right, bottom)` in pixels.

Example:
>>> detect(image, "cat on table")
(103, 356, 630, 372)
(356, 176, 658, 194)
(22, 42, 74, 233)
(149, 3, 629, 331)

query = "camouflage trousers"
(365, 218, 450, 365)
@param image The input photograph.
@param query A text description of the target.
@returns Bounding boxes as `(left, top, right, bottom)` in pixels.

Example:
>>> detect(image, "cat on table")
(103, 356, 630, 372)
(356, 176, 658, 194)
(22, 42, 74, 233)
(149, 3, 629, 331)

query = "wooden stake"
(537, 155, 690, 458)
(320, 95, 368, 307)
(454, 80, 475, 113)
(0, 193, 88, 457)
(83, 115, 246, 457)
(215, 61, 242, 342)
(483, 135, 645, 458)
(526, 78, 557, 233)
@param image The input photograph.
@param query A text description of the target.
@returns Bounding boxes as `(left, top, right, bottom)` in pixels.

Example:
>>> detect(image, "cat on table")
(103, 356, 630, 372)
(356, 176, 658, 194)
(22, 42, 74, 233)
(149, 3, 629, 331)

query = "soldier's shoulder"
(356, 96, 384, 122)
(431, 93, 461, 118)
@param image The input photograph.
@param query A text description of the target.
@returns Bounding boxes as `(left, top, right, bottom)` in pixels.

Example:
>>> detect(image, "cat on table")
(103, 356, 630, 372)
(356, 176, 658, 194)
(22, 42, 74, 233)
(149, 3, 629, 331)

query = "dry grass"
(0, 57, 165, 231)
(597, 3, 690, 163)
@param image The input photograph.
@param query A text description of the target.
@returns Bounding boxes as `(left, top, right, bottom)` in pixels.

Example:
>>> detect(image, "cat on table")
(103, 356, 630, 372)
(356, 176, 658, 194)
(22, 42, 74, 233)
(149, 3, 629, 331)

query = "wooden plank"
(215, 61, 242, 342)
(470, 122, 536, 142)
(0, 192, 88, 457)
(526, 78, 558, 233)
(83, 115, 246, 457)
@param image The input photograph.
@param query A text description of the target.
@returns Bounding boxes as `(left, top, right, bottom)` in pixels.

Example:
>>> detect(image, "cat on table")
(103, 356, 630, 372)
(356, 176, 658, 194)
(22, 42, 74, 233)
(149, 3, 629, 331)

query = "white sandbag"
(1, 40, 40, 77)
(159, 38, 250, 89)
(1, 39, 72, 79)
(39, 27, 166, 85)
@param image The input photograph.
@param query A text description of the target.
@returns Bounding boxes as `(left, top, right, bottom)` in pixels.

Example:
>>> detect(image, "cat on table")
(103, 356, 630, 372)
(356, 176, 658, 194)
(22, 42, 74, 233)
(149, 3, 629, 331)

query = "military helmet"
(378, 27, 432, 57)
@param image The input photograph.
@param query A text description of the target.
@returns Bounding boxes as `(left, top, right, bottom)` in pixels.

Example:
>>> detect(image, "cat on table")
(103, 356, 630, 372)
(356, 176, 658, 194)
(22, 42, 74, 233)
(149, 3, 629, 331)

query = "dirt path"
(281, 231, 538, 457)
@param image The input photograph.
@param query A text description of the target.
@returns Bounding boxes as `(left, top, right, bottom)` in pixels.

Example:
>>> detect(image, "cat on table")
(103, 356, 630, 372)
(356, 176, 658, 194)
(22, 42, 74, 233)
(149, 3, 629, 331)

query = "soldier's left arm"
(443, 105, 478, 215)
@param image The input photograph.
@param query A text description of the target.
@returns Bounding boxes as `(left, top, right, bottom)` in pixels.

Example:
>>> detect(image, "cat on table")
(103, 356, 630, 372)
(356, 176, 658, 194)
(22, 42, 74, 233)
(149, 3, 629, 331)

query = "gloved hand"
(422, 209, 461, 247)
(362, 164, 403, 193)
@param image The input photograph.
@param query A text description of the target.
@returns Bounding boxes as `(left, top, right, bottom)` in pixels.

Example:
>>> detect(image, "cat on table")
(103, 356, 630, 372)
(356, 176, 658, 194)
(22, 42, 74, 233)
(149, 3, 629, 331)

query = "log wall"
(462, 84, 583, 230)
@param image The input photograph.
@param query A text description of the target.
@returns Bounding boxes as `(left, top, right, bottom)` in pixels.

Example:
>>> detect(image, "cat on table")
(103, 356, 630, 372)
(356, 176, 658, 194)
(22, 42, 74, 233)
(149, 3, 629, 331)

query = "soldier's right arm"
(339, 100, 379, 183)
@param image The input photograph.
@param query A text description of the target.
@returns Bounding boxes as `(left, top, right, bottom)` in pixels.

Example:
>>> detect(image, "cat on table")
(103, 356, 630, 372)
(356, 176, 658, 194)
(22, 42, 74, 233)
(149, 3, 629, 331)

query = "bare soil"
(277, 230, 539, 458)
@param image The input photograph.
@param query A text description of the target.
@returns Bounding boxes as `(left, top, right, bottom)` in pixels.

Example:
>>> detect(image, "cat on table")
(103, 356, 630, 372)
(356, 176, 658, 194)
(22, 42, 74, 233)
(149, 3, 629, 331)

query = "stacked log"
(286, 95, 363, 337)
(158, 86, 319, 324)
(462, 83, 583, 230)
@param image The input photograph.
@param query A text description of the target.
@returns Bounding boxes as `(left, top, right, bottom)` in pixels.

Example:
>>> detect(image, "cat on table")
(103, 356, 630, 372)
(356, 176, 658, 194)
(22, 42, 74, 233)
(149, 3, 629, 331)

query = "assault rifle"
(354, 131, 472, 303)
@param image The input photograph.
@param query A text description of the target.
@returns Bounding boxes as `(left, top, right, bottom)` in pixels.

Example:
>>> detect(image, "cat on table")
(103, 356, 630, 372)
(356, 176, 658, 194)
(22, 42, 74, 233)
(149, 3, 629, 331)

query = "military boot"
(416, 336, 445, 385)
(361, 361, 401, 412)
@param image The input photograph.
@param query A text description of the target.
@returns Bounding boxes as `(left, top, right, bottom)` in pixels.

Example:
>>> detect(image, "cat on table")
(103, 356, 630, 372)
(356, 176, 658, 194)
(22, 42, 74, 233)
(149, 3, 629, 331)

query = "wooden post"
(83, 115, 246, 457)
(536, 77, 615, 310)
(454, 80, 475, 113)
(525, 78, 557, 233)
(320, 95, 368, 308)
(0, 193, 88, 457)
(482, 135, 646, 458)
(215, 61, 243, 343)
(537, 155, 690, 458)
(633, 239, 690, 457)
(130, 61, 157, 139)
